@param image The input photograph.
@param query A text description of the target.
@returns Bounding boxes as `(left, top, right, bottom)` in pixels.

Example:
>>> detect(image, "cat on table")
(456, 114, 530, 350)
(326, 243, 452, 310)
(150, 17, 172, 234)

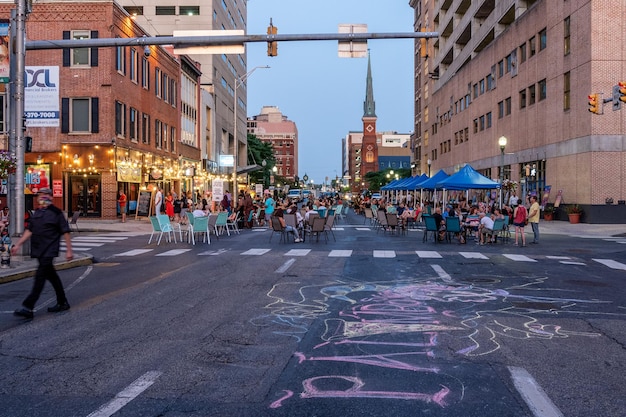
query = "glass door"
(69, 175, 101, 217)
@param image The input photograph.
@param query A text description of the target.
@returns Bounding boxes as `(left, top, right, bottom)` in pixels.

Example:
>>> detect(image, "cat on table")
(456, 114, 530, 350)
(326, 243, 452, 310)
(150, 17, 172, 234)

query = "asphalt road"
(0, 216, 624, 417)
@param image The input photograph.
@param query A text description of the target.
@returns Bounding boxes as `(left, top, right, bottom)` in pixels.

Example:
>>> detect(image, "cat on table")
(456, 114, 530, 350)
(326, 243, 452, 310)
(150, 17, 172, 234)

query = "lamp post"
(233, 65, 269, 202)
(427, 158, 431, 177)
(498, 136, 507, 209)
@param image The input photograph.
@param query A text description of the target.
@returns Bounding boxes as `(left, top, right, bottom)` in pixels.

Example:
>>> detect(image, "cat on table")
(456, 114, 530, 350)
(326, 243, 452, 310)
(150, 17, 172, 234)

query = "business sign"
(220, 154, 234, 168)
(25, 163, 51, 194)
(212, 179, 224, 202)
(0, 21, 9, 83)
(25, 66, 60, 127)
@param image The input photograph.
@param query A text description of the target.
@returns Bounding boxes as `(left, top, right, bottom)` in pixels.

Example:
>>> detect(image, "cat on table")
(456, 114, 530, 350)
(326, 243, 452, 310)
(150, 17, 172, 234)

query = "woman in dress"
(165, 192, 174, 219)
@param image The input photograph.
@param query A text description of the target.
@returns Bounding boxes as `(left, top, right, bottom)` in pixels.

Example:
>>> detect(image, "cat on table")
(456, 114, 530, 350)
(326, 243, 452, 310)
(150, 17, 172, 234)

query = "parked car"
(371, 193, 382, 200)
(287, 189, 302, 202)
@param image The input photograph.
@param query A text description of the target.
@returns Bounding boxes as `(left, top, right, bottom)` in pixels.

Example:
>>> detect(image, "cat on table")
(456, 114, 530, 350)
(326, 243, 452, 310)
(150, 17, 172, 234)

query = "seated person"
(273, 203, 302, 243)
(192, 203, 208, 217)
(478, 212, 495, 244)
(432, 207, 446, 241)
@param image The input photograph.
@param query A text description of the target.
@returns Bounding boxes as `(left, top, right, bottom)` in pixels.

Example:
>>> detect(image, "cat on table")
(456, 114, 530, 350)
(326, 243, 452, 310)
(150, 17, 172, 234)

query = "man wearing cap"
(11, 188, 73, 319)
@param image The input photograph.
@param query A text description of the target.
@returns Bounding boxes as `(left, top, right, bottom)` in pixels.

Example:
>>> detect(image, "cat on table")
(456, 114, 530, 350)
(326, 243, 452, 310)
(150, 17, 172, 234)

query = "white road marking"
(285, 249, 311, 256)
(592, 258, 626, 270)
(560, 261, 586, 266)
(63, 242, 105, 247)
(546, 256, 571, 260)
(356, 228, 371, 231)
(241, 248, 271, 255)
(415, 250, 442, 258)
(275, 258, 296, 273)
(503, 254, 537, 262)
(329, 250, 352, 257)
(198, 249, 227, 256)
(508, 366, 564, 417)
(114, 249, 153, 257)
(332, 227, 345, 231)
(72, 237, 128, 241)
(156, 249, 191, 256)
(460, 252, 489, 259)
(373, 250, 395, 258)
(431, 264, 453, 283)
(86, 371, 163, 417)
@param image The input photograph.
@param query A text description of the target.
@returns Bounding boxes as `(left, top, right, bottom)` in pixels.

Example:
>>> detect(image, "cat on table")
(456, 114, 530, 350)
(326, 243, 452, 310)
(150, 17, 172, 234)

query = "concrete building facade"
(247, 106, 298, 182)
(410, 0, 626, 222)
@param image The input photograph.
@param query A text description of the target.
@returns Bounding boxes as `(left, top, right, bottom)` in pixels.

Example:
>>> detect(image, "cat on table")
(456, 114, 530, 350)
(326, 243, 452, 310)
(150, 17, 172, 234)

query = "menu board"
(135, 190, 152, 218)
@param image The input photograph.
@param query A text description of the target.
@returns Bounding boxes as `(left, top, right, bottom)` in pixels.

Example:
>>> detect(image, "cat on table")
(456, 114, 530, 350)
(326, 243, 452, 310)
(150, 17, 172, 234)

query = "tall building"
(119, 0, 248, 183)
(410, 0, 626, 222)
(247, 106, 298, 182)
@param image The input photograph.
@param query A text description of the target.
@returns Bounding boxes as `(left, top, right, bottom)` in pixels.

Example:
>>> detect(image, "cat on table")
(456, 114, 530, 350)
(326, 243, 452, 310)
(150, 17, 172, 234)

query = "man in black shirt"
(12, 188, 73, 319)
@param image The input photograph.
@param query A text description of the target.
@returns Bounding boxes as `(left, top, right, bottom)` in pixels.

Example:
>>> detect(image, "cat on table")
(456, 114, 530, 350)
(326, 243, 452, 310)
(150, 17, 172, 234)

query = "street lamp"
(262, 159, 267, 188)
(427, 158, 431, 177)
(498, 135, 507, 208)
(233, 65, 270, 201)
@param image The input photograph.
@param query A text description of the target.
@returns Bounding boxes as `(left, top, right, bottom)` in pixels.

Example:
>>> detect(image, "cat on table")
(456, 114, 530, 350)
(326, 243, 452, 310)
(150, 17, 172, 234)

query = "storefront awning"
(237, 164, 263, 175)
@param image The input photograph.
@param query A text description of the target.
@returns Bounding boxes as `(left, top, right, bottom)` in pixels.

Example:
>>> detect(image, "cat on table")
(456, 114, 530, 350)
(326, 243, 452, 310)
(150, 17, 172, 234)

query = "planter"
(543, 212, 553, 221)
(568, 213, 581, 224)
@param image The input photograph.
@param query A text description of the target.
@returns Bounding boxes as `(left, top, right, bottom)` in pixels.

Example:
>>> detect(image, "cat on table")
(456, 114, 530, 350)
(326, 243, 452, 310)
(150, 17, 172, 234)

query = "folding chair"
(422, 215, 439, 243)
(189, 215, 210, 245)
(69, 211, 80, 233)
(269, 216, 288, 243)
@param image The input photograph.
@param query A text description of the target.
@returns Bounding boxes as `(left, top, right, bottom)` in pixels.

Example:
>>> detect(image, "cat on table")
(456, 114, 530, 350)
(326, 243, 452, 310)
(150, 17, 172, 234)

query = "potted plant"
(542, 205, 555, 221)
(566, 204, 583, 224)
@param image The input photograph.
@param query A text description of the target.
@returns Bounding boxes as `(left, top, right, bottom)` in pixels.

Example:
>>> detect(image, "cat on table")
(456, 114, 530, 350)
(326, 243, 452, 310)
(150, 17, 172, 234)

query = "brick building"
(0, 0, 202, 219)
(410, 0, 626, 222)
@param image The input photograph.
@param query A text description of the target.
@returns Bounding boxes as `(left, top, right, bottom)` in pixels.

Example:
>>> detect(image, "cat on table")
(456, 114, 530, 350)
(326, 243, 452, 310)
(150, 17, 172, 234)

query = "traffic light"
(267, 22, 278, 57)
(588, 93, 600, 114)
(619, 82, 626, 103)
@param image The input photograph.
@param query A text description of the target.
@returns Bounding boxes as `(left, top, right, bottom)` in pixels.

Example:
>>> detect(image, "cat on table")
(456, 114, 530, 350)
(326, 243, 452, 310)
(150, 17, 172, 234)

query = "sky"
(245, 1, 414, 186)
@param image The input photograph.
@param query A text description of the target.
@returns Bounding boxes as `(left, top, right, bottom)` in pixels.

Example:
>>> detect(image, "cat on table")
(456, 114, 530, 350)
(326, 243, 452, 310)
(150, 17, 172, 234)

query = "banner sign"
(25, 66, 60, 127)
(0, 21, 9, 83)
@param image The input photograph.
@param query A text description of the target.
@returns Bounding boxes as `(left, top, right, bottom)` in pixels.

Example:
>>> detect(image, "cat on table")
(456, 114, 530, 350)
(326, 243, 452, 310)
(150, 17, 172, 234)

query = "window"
(142, 113, 150, 144)
(365, 151, 374, 163)
(115, 101, 125, 136)
(538, 79, 547, 101)
(124, 6, 143, 16)
(529, 36, 536, 56)
(155, 6, 175, 15)
(473, 83, 479, 99)
(130, 48, 138, 83)
(498, 60, 504, 78)
(170, 126, 176, 152)
(70, 98, 91, 132)
(479, 79, 485, 95)
(487, 65, 496, 90)
(505, 97, 512, 115)
(506, 53, 514, 73)
(142, 57, 149, 89)
(116, 44, 125, 74)
(539, 28, 547, 51)
(155, 68, 161, 97)
(129, 108, 138, 141)
(520, 89, 527, 109)
(529, 84, 536, 105)
(162, 74, 169, 103)
(170, 80, 177, 108)
(155, 120, 162, 148)
(162, 122, 168, 150)
(479, 115, 485, 131)
(71, 30, 90, 66)
(498, 101, 504, 118)
(520, 42, 527, 63)
(486, 112, 492, 128)
(564, 71, 571, 110)
(180, 6, 200, 15)
(473, 118, 479, 133)
(564, 17, 571, 55)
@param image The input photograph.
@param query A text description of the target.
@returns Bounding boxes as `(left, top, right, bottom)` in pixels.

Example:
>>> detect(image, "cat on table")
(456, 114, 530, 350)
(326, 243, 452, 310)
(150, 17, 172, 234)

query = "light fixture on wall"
(88, 154, 94, 165)
(73, 154, 79, 165)
(36, 155, 43, 164)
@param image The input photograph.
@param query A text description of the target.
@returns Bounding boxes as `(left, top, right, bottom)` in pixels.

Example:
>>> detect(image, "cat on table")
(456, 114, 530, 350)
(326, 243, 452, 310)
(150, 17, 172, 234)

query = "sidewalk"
(1, 217, 624, 284)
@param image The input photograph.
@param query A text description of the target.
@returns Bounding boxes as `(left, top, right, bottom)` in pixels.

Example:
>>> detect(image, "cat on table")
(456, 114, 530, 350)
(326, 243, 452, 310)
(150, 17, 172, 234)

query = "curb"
(0, 254, 94, 285)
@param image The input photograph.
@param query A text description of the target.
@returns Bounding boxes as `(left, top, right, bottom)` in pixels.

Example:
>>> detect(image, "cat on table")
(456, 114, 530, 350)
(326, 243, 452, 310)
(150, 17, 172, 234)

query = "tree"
(247, 134, 275, 185)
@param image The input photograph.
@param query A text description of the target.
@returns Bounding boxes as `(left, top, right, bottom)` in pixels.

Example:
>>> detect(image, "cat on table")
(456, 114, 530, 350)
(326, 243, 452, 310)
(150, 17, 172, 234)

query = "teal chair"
(422, 215, 439, 243)
(189, 215, 210, 245)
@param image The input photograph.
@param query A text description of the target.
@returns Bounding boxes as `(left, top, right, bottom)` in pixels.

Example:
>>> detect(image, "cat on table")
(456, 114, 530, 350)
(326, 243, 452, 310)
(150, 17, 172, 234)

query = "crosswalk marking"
(198, 249, 227, 256)
(546, 256, 571, 260)
(560, 261, 587, 266)
(156, 249, 192, 256)
(460, 252, 489, 259)
(503, 254, 537, 262)
(592, 258, 626, 270)
(285, 249, 311, 256)
(416, 250, 442, 258)
(115, 249, 153, 256)
(373, 250, 395, 258)
(241, 248, 271, 255)
(329, 250, 352, 257)
(356, 228, 371, 231)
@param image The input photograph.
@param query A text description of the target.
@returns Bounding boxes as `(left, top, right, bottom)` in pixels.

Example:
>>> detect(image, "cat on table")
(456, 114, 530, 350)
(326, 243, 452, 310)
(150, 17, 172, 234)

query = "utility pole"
(8, 0, 27, 252)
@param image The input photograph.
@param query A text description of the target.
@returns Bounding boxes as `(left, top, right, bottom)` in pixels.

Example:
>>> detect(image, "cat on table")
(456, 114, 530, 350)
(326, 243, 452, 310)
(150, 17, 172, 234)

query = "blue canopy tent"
(403, 173, 429, 191)
(415, 169, 449, 190)
(436, 164, 500, 190)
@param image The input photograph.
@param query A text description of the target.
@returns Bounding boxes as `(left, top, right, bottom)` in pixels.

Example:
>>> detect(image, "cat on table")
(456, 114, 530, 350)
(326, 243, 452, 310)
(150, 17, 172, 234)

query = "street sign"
(338, 24, 367, 58)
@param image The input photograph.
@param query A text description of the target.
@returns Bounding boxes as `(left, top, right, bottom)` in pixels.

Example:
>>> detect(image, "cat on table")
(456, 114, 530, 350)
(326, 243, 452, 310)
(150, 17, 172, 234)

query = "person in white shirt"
(154, 187, 163, 215)
(478, 212, 495, 245)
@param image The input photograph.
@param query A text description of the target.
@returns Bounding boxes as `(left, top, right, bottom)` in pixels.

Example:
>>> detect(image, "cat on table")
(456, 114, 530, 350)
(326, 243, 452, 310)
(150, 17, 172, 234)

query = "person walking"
(12, 188, 73, 319)
(528, 195, 540, 244)
(165, 191, 175, 220)
(513, 201, 527, 247)
(118, 189, 127, 223)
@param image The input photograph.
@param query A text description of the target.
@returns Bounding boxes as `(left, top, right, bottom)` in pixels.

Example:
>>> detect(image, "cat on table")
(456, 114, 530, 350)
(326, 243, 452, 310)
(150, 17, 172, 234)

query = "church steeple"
(363, 51, 376, 118)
